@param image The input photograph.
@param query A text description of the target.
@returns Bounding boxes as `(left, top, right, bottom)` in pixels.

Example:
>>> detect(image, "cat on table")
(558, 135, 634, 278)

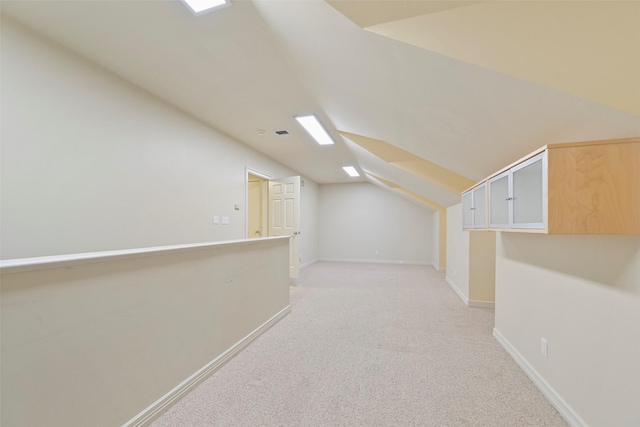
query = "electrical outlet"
(375, 250, 379, 255)
(541, 337, 548, 357)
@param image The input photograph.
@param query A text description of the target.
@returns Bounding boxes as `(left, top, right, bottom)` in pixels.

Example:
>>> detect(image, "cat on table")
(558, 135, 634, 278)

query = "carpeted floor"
(151, 262, 567, 426)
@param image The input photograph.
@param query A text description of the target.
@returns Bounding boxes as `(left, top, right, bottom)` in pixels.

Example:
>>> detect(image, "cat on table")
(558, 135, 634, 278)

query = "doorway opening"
(246, 169, 301, 278)
(247, 172, 268, 239)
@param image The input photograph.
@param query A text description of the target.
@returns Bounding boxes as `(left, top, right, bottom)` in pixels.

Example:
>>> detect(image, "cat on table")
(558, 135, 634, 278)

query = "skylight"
(342, 166, 360, 177)
(294, 115, 335, 145)
(182, 0, 229, 15)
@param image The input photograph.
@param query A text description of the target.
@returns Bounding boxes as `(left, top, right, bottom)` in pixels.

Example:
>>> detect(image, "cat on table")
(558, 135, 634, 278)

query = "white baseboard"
(430, 261, 446, 272)
(319, 258, 430, 266)
(122, 305, 292, 427)
(300, 258, 319, 269)
(468, 300, 495, 309)
(492, 328, 587, 427)
(430, 263, 446, 272)
(444, 277, 495, 309)
(445, 276, 469, 305)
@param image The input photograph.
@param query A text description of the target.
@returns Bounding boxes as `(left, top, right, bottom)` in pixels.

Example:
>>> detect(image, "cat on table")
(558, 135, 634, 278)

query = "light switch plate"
(541, 337, 548, 357)
(213, 216, 220, 224)
(222, 216, 230, 225)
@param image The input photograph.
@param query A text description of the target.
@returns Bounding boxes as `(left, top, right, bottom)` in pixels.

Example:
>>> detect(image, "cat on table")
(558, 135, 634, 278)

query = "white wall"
(300, 178, 319, 266)
(318, 183, 433, 264)
(1, 238, 290, 427)
(446, 204, 470, 299)
(433, 211, 440, 269)
(0, 17, 318, 260)
(495, 233, 640, 427)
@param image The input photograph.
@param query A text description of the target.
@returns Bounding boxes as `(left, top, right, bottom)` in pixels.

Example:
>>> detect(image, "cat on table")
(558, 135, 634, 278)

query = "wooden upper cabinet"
(547, 139, 639, 234)
(463, 137, 639, 234)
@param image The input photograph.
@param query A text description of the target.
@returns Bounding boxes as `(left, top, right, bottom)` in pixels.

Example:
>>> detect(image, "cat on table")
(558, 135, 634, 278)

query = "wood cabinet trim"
(546, 136, 639, 150)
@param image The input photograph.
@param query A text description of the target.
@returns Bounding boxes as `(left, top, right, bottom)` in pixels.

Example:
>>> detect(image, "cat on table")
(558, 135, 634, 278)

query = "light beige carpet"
(151, 262, 567, 426)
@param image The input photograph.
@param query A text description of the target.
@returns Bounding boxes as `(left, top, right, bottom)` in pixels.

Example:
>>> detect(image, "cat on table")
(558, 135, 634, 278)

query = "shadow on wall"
(500, 233, 640, 296)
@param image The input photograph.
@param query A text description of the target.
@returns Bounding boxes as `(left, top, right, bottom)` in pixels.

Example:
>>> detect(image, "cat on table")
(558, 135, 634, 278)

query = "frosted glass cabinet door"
(489, 172, 510, 228)
(462, 191, 473, 229)
(512, 152, 545, 228)
(472, 183, 486, 228)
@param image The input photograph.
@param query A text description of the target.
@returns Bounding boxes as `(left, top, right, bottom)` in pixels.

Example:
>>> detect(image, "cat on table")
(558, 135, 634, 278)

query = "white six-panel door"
(268, 176, 300, 278)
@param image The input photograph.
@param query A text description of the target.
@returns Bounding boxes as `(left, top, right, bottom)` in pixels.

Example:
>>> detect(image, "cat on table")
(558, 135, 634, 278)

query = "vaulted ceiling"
(2, 0, 639, 211)
(329, 0, 640, 116)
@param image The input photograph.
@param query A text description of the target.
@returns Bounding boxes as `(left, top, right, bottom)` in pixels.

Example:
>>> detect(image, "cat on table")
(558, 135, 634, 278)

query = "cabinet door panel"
(472, 183, 486, 228)
(462, 191, 473, 229)
(512, 153, 545, 228)
(489, 172, 510, 228)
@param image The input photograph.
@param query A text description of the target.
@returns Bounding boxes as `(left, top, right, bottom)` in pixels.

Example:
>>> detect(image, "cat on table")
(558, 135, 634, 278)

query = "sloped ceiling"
(366, 173, 445, 212)
(325, 0, 485, 27)
(2, 0, 639, 210)
(339, 131, 475, 194)
(328, 0, 640, 116)
(0, 0, 360, 185)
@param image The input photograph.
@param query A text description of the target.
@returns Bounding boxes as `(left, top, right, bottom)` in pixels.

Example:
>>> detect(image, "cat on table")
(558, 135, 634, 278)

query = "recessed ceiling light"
(181, 0, 229, 15)
(294, 115, 335, 145)
(342, 166, 360, 177)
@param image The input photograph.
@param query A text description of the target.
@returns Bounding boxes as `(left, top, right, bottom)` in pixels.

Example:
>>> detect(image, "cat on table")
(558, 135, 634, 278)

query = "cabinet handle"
(470, 207, 476, 210)
(505, 197, 513, 201)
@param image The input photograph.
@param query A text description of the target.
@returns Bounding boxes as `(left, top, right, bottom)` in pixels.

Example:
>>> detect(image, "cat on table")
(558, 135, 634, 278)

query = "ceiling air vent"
(275, 130, 290, 136)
